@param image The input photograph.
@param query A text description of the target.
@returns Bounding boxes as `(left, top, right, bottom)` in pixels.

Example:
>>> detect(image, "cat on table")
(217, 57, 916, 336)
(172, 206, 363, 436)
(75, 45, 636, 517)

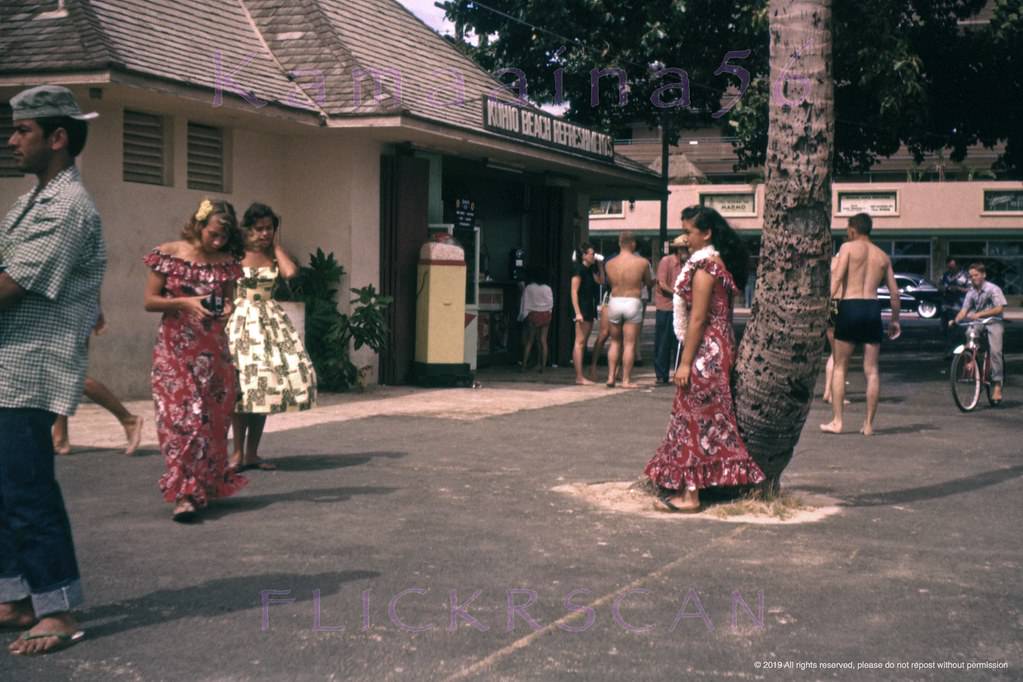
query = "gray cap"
(10, 85, 98, 122)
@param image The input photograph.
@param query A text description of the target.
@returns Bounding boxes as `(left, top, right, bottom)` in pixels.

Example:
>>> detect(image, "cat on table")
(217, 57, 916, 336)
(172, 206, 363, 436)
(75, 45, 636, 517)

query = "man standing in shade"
(940, 257, 969, 357)
(604, 231, 653, 388)
(653, 233, 689, 384)
(0, 86, 105, 655)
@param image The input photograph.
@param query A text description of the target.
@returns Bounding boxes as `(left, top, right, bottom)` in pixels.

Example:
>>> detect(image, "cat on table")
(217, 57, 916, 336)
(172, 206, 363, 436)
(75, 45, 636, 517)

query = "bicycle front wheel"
(951, 350, 981, 412)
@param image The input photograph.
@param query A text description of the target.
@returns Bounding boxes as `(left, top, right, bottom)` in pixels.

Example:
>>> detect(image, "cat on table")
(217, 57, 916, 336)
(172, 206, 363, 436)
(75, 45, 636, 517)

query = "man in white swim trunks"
(604, 231, 653, 388)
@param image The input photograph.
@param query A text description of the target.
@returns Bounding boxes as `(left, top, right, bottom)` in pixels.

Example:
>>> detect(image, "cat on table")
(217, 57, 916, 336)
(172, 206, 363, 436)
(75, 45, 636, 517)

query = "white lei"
(673, 245, 719, 343)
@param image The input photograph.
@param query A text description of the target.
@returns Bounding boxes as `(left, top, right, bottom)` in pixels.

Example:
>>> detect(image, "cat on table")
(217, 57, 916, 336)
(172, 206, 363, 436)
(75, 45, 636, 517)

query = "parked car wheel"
(916, 301, 938, 319)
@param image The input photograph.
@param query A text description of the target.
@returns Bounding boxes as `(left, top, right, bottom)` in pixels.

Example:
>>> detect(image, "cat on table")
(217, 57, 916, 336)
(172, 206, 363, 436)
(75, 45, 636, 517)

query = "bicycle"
(949, 318, 999, 412)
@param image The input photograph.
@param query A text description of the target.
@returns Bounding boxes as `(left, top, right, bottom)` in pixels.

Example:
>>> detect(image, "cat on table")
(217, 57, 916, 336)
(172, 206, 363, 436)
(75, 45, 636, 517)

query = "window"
(948, 239, 1023, 295)
(187, 122, 226, 192)
(836, 191, 898, 217)
(867, 240, 932, 278)
(982, 189, 1023, 214)
(0, 103, 21, 177)
(123, 110, 169, 185)
(589, 199, 624, 218)
(700, 192, 756, 217)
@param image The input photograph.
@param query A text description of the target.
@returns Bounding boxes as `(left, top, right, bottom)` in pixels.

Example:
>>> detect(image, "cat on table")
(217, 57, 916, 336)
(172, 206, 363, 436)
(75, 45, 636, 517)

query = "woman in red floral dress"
(143, 199, 247, 522)
(645, 207, 765, 513)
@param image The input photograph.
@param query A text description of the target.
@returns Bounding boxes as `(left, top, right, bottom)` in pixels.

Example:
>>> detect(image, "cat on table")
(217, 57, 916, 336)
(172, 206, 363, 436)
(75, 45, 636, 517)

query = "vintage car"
(877, 273, 941, 319)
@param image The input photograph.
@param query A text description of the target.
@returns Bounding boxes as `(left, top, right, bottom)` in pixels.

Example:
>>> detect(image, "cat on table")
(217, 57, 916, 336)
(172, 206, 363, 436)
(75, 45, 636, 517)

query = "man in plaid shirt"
(0, 85, 105, 655)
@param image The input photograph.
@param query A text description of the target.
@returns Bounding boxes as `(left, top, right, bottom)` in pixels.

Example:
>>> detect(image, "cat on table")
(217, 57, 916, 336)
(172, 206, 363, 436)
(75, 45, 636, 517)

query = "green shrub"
(276, 249, 392, 390)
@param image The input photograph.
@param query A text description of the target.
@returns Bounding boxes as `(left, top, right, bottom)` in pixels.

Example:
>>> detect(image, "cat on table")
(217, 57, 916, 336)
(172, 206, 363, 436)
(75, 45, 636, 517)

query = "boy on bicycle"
(951, 262, 1006, 404)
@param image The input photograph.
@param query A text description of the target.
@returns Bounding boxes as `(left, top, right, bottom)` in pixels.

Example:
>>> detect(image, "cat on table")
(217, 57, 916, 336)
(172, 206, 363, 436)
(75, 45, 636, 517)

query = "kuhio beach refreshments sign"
(484, 96, 614, 162)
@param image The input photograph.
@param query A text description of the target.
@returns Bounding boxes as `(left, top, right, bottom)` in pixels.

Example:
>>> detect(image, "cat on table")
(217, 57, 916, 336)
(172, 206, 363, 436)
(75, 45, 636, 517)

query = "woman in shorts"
(519, 268, 554, 372)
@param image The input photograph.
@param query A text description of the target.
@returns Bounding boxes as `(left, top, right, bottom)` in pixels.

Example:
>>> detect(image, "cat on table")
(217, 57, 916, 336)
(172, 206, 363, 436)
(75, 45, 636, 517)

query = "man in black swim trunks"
(821, 213, 900, 436)
(571, 242, 600, 384)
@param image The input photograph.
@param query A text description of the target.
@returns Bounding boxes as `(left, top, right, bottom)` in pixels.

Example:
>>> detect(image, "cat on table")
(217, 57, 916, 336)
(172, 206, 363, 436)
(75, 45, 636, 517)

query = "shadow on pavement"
(201, 486, 399, 519)
(867, 423, 940, 435)
(77, 570, 380, 640)
(799, 464, 1023, 507)
(272, 452, 407, 472)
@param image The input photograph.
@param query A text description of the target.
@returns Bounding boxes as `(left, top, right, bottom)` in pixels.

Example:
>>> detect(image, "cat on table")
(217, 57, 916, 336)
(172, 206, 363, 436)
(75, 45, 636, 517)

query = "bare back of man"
(604, 242, 652, 388)
(821, 216, 900, 436)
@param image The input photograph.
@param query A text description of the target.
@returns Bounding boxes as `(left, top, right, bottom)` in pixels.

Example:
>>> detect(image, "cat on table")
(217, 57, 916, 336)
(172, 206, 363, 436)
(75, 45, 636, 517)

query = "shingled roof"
(0, 0, 538, 120)
(0, 0, 319, 110)
(0, 0, 655, 176)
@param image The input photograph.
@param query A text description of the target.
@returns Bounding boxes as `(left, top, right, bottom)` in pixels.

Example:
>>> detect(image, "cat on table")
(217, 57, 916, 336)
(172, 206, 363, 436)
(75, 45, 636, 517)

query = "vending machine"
(413, 233, 473, 386)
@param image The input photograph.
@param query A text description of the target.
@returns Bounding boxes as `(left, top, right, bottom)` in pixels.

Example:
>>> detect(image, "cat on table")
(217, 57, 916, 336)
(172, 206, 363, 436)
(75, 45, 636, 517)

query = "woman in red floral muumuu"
(143, 199, 247, 522)
(644, 207, 765, 513)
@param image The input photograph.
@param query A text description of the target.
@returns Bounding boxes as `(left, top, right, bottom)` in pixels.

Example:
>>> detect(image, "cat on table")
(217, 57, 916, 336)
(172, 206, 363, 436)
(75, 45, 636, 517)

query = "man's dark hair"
(681, 205, 701, 221)
(578, 240, 594, 254)
(848, 212, 873, 236)
(946, 257, 957, 266)
(969, 261, 986, 275)
(35, 116, 88, 158)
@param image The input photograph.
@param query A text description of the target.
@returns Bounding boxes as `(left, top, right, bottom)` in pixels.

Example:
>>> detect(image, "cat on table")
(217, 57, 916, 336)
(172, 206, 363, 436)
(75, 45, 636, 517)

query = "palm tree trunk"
(734, 0, 835, 493)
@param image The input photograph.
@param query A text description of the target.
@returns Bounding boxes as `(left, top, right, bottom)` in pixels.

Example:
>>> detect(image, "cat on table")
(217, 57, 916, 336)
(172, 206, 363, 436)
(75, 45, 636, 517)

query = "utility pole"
(658, 111, 670, 255)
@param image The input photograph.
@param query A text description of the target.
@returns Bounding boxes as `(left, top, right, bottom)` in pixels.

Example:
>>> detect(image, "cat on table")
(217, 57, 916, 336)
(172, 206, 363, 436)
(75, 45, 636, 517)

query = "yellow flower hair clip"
(194, 199, 214, 223)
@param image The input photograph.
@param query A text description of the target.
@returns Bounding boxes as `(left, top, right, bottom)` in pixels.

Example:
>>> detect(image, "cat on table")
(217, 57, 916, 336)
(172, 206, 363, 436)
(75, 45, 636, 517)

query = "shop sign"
(983, 189, 1023, 213)
(837, 191, 898, 216)
(454, 199, 476, 229)
(700, 192, 756, 217)
(483, 96, 614, 161)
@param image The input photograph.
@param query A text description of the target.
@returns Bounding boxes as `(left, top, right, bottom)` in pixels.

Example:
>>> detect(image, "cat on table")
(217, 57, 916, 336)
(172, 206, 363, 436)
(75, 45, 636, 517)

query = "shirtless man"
(821, 213, 900, 435)
(604, 231, 653, 388)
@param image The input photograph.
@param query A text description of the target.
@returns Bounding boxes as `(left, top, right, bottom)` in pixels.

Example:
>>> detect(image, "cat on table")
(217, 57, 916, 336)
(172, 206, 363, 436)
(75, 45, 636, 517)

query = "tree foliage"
(441, 0, 1019, 174)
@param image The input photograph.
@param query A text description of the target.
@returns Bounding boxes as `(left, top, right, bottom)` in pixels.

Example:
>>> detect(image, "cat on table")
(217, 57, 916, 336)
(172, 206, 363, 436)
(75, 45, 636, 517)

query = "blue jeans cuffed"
(0, 408, 83, 616)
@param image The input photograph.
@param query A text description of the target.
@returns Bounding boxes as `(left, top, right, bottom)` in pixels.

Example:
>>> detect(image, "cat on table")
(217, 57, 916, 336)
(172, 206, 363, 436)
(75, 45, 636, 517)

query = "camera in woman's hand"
(200, 291, 225, 317)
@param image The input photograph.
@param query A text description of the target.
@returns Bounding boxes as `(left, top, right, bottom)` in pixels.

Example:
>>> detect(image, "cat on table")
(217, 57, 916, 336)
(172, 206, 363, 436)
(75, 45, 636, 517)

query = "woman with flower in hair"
(143, 198, 247, 522)
(227, 203, 316, 471)
(644, 206, 765, 513)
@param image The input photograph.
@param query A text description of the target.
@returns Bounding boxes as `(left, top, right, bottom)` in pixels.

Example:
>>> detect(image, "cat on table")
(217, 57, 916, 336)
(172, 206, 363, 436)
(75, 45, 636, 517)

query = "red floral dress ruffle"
(644, 259, 766, 491)
(144, 249, 247, 506)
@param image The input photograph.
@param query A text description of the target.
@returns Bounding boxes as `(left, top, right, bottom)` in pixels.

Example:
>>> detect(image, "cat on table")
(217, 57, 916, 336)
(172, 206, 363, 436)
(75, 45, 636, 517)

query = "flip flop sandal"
(11, 630, 85, 656)
(172, 502, 199, 524)
(653, 493, 701, 514)
(237, 460, 277, 471)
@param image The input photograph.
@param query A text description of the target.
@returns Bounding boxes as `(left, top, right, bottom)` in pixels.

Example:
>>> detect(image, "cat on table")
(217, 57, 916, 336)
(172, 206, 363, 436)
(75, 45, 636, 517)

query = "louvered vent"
(123, 110, 166, 185)
(187, 122, 224, 192)
(0, 104, 22, 177)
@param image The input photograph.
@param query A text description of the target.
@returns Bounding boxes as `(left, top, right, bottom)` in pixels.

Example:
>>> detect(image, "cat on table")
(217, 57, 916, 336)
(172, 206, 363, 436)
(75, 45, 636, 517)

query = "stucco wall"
(0, 86, 381, 399)
(282, 133, 381, 374)
(590, 182, 1023, 234)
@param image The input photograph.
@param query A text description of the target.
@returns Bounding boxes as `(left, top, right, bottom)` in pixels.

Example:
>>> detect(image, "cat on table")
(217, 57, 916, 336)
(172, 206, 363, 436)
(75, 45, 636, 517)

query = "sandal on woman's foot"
(172, 499, 198, 524)
(653, 493, 701, 514)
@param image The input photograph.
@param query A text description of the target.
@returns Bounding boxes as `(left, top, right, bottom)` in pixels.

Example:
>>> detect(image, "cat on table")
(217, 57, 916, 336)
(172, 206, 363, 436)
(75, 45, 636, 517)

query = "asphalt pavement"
(1, 340, 1020, 680)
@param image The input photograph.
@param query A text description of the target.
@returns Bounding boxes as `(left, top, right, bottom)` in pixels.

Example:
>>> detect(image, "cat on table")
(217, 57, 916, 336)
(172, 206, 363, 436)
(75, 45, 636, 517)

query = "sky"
(394, 1, 568, 115)
(396, 0, 456, 37)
